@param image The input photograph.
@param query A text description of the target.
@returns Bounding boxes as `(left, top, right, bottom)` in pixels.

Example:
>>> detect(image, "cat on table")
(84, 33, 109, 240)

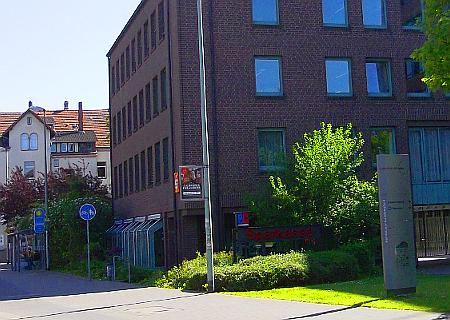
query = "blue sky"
(0, 0, 141, 112)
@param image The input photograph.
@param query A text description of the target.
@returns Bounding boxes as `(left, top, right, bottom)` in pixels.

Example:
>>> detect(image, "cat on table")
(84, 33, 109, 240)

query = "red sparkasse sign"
(179, 165, 203, 201)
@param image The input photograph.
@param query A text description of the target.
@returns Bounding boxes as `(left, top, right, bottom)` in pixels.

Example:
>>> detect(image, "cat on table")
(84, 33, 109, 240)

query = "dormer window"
(27, 117, 32, 125)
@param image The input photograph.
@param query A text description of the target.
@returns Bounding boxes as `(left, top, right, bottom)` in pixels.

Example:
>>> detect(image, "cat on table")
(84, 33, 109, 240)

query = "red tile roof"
(0, 109, 110, 148)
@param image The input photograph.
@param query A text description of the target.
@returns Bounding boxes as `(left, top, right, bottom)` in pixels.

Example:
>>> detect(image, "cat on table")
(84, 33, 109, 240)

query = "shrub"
(157, 241, 377, 292)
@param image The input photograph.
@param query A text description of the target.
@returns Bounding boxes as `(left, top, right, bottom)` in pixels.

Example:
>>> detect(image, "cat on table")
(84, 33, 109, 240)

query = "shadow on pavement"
(0, 263, 136, 302)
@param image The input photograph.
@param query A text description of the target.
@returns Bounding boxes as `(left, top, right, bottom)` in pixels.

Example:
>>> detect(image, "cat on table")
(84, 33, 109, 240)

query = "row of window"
(113, 138, 170, 199)
(258, 127, 397, 172)
(112, 68, 168, 147)
(255, 56, 444, 98)
(253, 0, 423, 30)
(50, 142, 95, 154)
(111, 1, 165, 96)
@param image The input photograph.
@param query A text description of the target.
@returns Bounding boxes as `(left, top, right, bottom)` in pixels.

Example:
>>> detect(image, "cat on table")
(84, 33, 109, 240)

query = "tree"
(411, 0, 450, 92)
(247, 123, 379, 244)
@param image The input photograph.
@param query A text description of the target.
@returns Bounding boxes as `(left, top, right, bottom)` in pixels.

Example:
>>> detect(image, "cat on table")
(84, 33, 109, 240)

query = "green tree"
(411, 0, 450, 92)
(247, 123, 379, 244)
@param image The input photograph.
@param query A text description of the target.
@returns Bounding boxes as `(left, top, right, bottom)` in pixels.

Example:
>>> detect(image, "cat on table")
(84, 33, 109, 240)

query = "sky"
(0, 0, 142, 112)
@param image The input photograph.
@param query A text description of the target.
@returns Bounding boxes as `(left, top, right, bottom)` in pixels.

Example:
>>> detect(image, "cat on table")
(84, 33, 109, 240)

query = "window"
(134, 154, 140, 192)
(124, 160, 129, 196)
(366, 60, 392, 96)
(325, 58, 352, 96)
(97, 162, 107, 179)
(158, 2, 165, 41)
(255, 57, 283, 96)
(405, 59, 430, 97)
(163, 137, 169, 181)
(151, 11, 157, 50)
(145, 83, 152, 122)
(322, 0, 348, 26)
(252, 0, 279, 25)
(401, 0, 423, 30)
(362, 0, 386, 28)
(141, 150, 147, 190)
(29, 133, 38, 150)
(126, 46, 131, 79)
(24, 161, 35, 179)
(120, 53, 125, 85)
(258, 129, 286, 172)
(131, 38, 137, 72)
(155, 142, 161, 184)
(118, 164, 123, 198)
(153, 76, 159, 116)
(139, 89, 145, 127)
(137, 30, 143, 66)
(160, 68, 167, 111)
(117, 111, 122, 144)
(50, 143, 56, 153)
(129, 157, 134, 193)
(144, 21, 149, 58)
(127, 101, 132, 136)
(53, 159, 59, 168)
(116, 60, 120, 91)
(20, 133, 29, 151)
(27, 117, 32, 125)
(133, 96, 138, 131)
(122, 106, 127, 141)
(147, 146, 153, 187)
(61, 143, 68, 153)
(112, 115, 117, 146)
(111, 66, 116, 95)
(68, 143, 75, 153)
(370, 128, 396, 167)
(113, 166, 118, 199)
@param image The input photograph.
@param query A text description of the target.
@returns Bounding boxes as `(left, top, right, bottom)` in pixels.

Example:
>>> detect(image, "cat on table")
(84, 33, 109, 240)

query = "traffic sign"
(79, 204, 96, 221)
(34, 208, 46, 234)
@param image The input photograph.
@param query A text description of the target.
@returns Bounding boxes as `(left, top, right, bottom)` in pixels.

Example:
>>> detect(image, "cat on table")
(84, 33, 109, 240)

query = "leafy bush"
(157, 241, 377, 292)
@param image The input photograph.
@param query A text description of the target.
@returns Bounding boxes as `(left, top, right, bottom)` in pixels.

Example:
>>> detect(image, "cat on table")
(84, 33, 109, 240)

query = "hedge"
(156, 241, 378, 292)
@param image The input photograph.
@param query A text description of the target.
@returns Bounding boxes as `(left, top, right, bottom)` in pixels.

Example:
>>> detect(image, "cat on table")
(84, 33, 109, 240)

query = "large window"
(160, 68, 167, 111)
(163, 137, 169, 181)
(24, 161, 35, 179)
(151, 11, 157, 50)
(112, 115, 117, 146)
(133, 96, 138, 131)
(252, 0, 279, 25)
(137, 29, 143, 66)
(124, 160, 129, 196)
(158, 2, 165, 41)
(97, 161, 107, 179)
(120, 53, 125, 85)
(155, 142, 161, 184)
(143, 20, 149, 58)
(135, 154, 140, 192)
(115, 60, 120, 91)
(362, 0, 386, 28)
(139, 89, 145, 127)
(21, 133, 30, 151)
(118, 164, 123, 198)
(29, 133, 38, 150)
(141, 150, 147, 190)
(125, 46, 131, 80)
(405, 59, 430, 97)
(122, 106, 127, 141)
(325, 58, 352, 96)
(153, 76, 159, 116)
(255, 57, 282, 96)
(322, 0, 348, 26)
(366, 60, 392, 97)
(147, 146, 153, 187)
(117, 112, 122, 144)
(258, 129, 286, 172)
(129, 157, 134, 193)
(113, 166, 118, 199)
(131, 38, 137, 72)
(401, 0, 423, 30)
(111, 66, 116, 95)
(370, 128, 396, 167)
(145, 83, 152, 122)
(127, 102, 132, 136)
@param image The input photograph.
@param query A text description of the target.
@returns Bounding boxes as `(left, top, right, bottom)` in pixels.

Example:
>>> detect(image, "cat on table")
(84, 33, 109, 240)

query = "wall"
(0, 148, 7, 185)
(97, 149, 112, 190)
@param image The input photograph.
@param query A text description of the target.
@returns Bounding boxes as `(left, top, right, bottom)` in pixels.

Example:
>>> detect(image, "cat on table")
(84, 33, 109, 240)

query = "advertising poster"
(179, 165, 204, 201)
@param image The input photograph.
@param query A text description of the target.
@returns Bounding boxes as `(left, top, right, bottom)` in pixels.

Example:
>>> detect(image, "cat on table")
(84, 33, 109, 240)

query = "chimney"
(64, 101, 69, 110)
(78, 101, 83, 132)
(28, 101, 32, 108)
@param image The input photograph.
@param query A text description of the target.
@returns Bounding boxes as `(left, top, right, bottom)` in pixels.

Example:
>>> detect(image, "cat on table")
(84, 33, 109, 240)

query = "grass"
(227, 274, 450, 313)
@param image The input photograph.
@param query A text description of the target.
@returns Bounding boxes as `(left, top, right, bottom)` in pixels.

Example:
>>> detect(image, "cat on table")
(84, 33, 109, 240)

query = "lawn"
(227, 274, 450, 312)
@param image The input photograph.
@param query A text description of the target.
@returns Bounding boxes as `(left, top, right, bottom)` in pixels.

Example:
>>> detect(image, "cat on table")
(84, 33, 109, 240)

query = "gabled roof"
(0, 109, 110, 148)
(0, 109, 56, 137)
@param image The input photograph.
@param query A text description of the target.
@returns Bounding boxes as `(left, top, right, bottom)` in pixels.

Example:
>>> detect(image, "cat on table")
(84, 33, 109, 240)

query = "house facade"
(108, 0, 450, 268)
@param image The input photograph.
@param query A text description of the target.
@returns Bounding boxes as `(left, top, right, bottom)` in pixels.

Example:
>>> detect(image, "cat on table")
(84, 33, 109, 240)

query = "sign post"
(79, 203, 96, 280)
(377, 154, 416, 295)
(33, 208, 46, 234)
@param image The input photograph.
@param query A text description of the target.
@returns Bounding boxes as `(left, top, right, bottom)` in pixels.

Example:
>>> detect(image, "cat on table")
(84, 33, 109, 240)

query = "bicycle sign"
(79, 203, 96, 221)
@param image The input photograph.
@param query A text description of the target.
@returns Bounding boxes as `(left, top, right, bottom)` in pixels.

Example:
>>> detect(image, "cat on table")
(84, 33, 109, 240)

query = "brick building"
(108, 0, 450, 268)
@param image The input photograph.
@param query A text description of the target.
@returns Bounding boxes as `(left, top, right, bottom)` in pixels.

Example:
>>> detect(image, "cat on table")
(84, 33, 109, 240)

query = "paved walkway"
(0, 263, 447, 320)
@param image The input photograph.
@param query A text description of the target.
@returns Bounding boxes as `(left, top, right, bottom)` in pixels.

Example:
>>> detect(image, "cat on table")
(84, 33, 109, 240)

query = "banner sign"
(377, 154, 416, 295)
(237, 225, 323, 244)
(174, 172, 180, 193)
(235, 212, 250, 227)
(33, 208, 46, 234)
(179, 165, 203, 201)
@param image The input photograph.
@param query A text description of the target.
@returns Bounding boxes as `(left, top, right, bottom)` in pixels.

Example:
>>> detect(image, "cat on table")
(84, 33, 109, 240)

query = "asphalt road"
(0, 264, 447, 320)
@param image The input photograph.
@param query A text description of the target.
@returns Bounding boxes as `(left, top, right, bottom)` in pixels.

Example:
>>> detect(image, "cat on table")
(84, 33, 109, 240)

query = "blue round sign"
(79, 204, 96, 221)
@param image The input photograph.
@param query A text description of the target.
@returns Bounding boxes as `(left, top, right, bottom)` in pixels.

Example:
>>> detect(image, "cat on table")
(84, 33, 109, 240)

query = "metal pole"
(43, 109, 49, 270)
(87, 220, 91, 280)
(196, 0, 214, 293)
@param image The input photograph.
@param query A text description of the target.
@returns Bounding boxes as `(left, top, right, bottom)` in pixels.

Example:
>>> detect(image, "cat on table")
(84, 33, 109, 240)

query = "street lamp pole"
(196, 0, 215, 292)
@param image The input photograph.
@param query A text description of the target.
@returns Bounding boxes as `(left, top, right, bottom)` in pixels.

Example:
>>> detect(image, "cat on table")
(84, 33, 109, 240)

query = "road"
(0, 264, 447, 320)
